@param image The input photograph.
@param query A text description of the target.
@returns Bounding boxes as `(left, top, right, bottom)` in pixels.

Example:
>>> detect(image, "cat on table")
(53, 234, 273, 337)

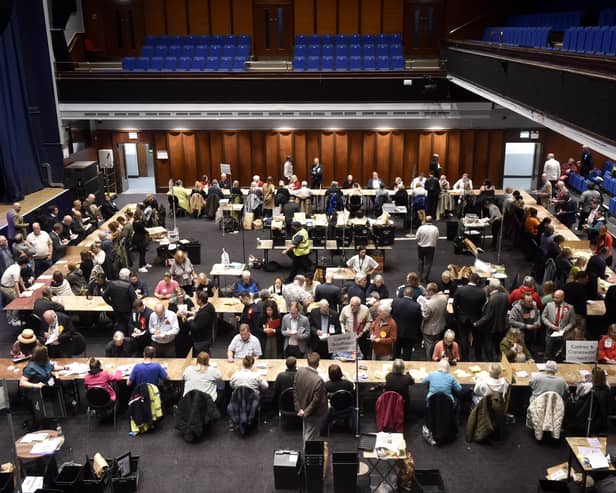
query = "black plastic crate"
(415, 469, 447, 493)
(54, 464, 85, 493)
(111, 455, 140, 493)
(82, 456, 113, 493)
(537, 480, 572, 493)
(0, 472, 13, 493)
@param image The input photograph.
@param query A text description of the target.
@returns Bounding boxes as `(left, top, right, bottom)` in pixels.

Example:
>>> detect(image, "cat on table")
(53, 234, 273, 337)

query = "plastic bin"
(54, 464, 85, 493)
(273, 450, 301, 490)
(0, 471, 14, 493)
(332, 452, 358, 493)
(414, 469, 447, 493)
(81, 456, 112, 493)
(111, 455, 140, 493)
(304, 441, 324, 493)
(537, 480, 571, 493)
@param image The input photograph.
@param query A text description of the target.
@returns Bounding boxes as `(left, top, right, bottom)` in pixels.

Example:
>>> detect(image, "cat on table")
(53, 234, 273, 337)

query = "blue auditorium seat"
(223, 44, 236, 56)
(232, 57, 246, 71)
(349, 55, 362, 70)
(122, 57, 136, 71)
(335, 44, 348, 56)
(293, 55, 307, 71)
(181, 45, 194, 57)
(155, 44, 167, 57)
(349, 43, 361, 56)
(575, 28, 587, 52)
(224, 34, 238, 45)
(363, 55, 376, 70)
(390, 43, 403, 56)
(362, 43, 375, 57)
(335, 55, 348, 70)
(195, 45, 208, 57)
(321, 44, 334, 57)
(177, 56, 191, 70)
(163, 56, 177, 71)
(322, 34, 335, 45)
(307, 55, 320, 71)
(144, 35, 157, 46)
(168, 45, 181, 57)
(321, 55, 334, 70)
(212, 35, 224, 45)
(170, 35, 183, 46)
(307, 34, 320, 44)
(239, 34, 250, 45)
(158, 35, 172, 46)
(205, 56, 219, 71)
(294, 44, 307, 56)
(236, 44, 250, 57)
(149, 56, 163, 71)
(295, 34, 307, 45)
(376, 43, 389, 56)
(135, 56, 149, 71)
(349, 34, 361, 44)
(376, 33, 388, 44)
(191, 56, 205, 71)
(336, 34, 349, 45)
(184, 35, 197, 46)
(376, 55, 390, 70)
(610, 197, 616, 215)
(391, 55, 404, 70)
(389, 33, 402, 44)
(361, 34, 375, 45)
(197, 35, 211, 46)
(141, 45, 154, 57)
(583, 27, 595, 53)
(308, 44, 320, 56)
(209, 44, 222, 56)
(598, 28, 614, 54)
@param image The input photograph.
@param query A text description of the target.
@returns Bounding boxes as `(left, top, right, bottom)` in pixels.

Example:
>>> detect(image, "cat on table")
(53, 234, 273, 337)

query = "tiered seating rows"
(506, 10, 582, 31)
(482, 27, 552, 48)
(293, 33, 404, 71)
(568, 162, 616, 216)
(561, 26, 616, 56)
(599, 8, 616, 26)
(122, 34, 251, 72)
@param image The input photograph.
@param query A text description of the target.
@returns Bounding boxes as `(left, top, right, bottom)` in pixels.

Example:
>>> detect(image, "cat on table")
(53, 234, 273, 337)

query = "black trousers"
(286, 251, 311, 283)
(393, 337, 415, 361)
(133, 239, 147, 267)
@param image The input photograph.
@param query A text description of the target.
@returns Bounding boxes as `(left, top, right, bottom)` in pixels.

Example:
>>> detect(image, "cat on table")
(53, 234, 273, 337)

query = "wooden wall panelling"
(210, 0, 232, 34)
(265, 133, 280, 183)
(307, 131, 321, 181)
(278, 133, 294, 177)
(291, 132, 306, 183)
(222, 132, 241, 183)
(360, 0, 381, 34)
(446, 130, 461, 181)
(320, 131, 335, 184)
(137, 144, 148, 176)
(376, 132, 392, 184)
(154, 132, 170, 190)
(417, 132, 433, 176)
(432, 132, 447, 171)
(334, 132, 349, 182)
(316, 0, 337, 34)
(195, 132, 212, 180)
(338, 0, 359, 34)
(232, 0, 253, 35)
(209, 132, 224, 178)
(182, 132, 197, 183)
(390, 131, 404, 182)
(83, 0, 107, 52)
(488, 130, 505, 186)
(381, 0, 403, 33)
(250, 131, 266, 180)
(403, 131, 419, 178)
(165, 0, 188, 34)
(347, 131, 363, 183)
(237, 132, 253, 184)
(188, 0, 210, 34)
(459, 130, 475, 179)
(362, 132, 377, 183)
(167, 132, 185, 182)
(543, 130, 612, 164)
(294, 0, 315, 34)
(473, 131, 490, 184)
(143, 0, 166, 35)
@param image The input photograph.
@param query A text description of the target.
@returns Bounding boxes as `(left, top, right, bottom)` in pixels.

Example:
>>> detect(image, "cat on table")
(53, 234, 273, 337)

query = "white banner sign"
(565, 340, 598, 363)
(220, 163, 231, 174)
(327, 332, 357, 353)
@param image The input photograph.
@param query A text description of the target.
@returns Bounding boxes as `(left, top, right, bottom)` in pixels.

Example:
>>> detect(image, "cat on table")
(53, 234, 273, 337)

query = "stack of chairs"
(122, 34, 251, 72)
(293, 33, 404, 71)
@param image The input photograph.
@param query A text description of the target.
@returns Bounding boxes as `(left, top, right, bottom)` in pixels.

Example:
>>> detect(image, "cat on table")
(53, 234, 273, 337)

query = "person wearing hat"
(283, 221, 311, 283)
(11, 329, 40, 359)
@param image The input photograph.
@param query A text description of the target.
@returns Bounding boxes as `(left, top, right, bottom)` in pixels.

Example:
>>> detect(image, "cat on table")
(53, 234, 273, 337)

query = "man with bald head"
(42, 309, 75, 357)
(541, 289, 575, 361)
(27, 222, 53, 275)
(339, 296, 373, 359)
(6, 202, 28, 243)
(148, 302, 179, 357)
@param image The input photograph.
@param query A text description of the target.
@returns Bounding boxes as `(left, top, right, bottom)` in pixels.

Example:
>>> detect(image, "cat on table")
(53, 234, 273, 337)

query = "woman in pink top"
(432, 329, 461, 363)
(154, 271, 180, 299)
(84, 358, 123, 401)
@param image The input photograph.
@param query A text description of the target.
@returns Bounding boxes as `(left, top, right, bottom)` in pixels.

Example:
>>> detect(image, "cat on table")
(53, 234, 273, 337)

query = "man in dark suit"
(585, 247, 610, 301)
(42, 310, 75, 358)
(50, 224, 67, 262)
(308, 299, 341, 358)
(273, 356, 298, 408)
(391, 286, 423, 360)
(294, 352, 328, 442)
(474, 281, 509, 361)
(347, 273, 368, 304)
(33, 287, 65, 320)
(129, 299, 153, 352)
(314, 272, 341, 311)
(103, 268, 135, 334)
(453, 273, 486, 360)
(189, 291, 217, 354)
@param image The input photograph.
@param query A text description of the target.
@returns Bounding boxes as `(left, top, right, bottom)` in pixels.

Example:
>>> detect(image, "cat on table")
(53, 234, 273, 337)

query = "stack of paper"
(578, 446, 609, 469)
(30, 438, 62, 455)
(516, 370, 529, 378)
(20, 433, 48, 443)
(469, 365, 482, 373)
(57, 362, 89, 376)
(454, 369, 471, 379)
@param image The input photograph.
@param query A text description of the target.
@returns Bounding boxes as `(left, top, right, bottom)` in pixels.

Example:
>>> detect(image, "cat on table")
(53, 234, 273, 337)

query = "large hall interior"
(1, 0, 616, 492)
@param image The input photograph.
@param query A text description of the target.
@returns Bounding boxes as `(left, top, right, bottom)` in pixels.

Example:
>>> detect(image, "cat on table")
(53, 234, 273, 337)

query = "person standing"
(474, 280, 509, 361)
(415, 216, 439, 284)
(453, 273, 486, 360)
(27, 223, 52, 276)
(283, 221, 311, 283)
(424, 171, 441, 219)
(391, 286, 422, 360)
(541, 289, 575, 361)
(311, 157, 323, 188)
(283, 156, 294, 184)
(543, 153, 561, 191)
(1, 256, 27, 325)
(420, 283, 449, 359)
(485, 200, 503, 248)
(132, 210, 150, 273)
(6, 202, 29, 243)
(281, 301, 311, 358)
(188, 291, 216, 354)
(294, 352, 328, 442)
(148, 302, 180, 357)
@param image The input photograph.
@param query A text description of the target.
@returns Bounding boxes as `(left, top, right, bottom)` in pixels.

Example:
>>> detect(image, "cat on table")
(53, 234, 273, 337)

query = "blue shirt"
(423, 371, 462, 401)
(129, 362, 167, 386)
(233, 280, 259, 296)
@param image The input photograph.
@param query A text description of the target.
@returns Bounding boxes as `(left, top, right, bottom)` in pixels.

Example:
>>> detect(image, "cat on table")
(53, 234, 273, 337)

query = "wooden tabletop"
(510, 362, 616, 387)
(326, 267, 356, 281)
(143, 294, 287, 314)
(566, 437, 616, 472)
(16, 429, 64, 460)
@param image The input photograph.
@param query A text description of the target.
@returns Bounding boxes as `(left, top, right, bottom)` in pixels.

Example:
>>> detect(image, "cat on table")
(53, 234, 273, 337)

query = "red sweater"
(509, 286, 543, 309)
(598, 336, 616, 363)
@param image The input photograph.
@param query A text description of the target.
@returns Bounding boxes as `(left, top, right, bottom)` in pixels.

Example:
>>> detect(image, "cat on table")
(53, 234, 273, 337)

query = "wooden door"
(253, 1, 293, 57)
(403, 0, 444, 58)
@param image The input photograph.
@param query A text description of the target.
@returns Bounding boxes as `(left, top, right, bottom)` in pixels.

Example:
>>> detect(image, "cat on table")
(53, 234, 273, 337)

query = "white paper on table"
(257, 369, 268, 376)
(536, 363, 546, 371)
(38, 275, 53, 280)
(21, 433, 48, 443)
(587, 438, 602, 447)
(22, 476, 44, 493)
(550, 330, 564, 338)
(516, 370, 529, 378)
(45, 333, 58, 345)
(56, 260, 68, 264)
(579, 370, 592, 378)
(30, 438, 61, 455)
(29, 282, 45, 290)
(20, 291, 34, 297)
(578, 448, 609, 469)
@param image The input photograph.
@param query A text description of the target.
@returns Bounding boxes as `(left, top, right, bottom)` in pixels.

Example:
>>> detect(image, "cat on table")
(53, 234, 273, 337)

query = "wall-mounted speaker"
(0, 0, 13, 34)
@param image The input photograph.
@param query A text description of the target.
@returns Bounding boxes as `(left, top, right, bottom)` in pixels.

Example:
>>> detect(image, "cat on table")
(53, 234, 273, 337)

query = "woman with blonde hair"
(472, 362, 509, 405)
(183, 352, 222, 401)
(170, 249, 197, 295)
(500, 327, 534, 363)
(262, 176, 276, 217)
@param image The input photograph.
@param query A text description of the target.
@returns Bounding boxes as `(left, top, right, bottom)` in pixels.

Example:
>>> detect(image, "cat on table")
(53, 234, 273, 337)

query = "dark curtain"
(0, 14, 44, 202)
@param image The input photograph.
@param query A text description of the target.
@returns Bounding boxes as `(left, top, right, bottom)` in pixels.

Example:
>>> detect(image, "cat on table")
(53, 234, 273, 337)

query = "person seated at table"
(367, 171, 382, 189)
(472, 363, 509, 406)
(183, 351, 222, 401)
(11, 329, 40, 359)
(324, 364, 354, 395)
(66, 263, 86, 295)
(129, 271, 149, 298)
(19, 345, 67, 390)
(233, 270, 260, 297)
(105, 330, 137, 357)
(288, 174, 301, 191)
(423, 358, 462, 403)
(230, 355, 269, 396)
(432, 329, 460, 363)
(598, 324, 616, 364)
(366, 274, 389, 300)
(84, 358, 123, 401)
(529, 360, 568, 402)
(370, 304, 397, 361)
(49, 270, 74, 297)
(268, 276, 285, 296)
(42, 309, 75, 358)
(227, 324, 263, 361)
(194, 272, 217, 298)
(127, 345, 168, 388)
(500, 328, 534, 363)
(342, 174, 355, 189)
(385, 358, 415, 415)
(565, 366, 615, 435)
(273, 356, 298, 404)
(154, 271, 179, 300)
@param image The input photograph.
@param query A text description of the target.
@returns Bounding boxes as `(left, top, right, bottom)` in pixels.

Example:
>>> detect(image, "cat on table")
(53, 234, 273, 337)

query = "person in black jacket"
(105, 330, 137, 357)
(314, 272, 341, 311)
(585, 248, 609, 299)
(189, 291, 217, 354)
(129, 299, 153, 352)
(391, 287, 422, 360)
(347, 273, 368, 304)
(273, 356, 298, 406)
(33, 287, 65, 320)
(473, 281, 509, 362)
(103, 268, 136, 334)
(453, 273, 486, 361)
(308, 299, 341, 358)
(42, 310, 75, 358)
(564, 271, 592, 319)
(385, 359, 415, 416)
(424, 170, 441, 219)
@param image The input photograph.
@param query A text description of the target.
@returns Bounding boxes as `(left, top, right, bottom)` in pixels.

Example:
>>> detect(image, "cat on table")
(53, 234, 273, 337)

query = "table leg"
(567, 449, 573, 484)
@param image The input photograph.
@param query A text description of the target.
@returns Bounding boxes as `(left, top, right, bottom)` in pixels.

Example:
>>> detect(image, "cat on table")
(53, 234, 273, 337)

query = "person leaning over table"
(105, 330, 137, 358)
(154, 271, 179, 300)
(127, 346, 168, 387)
(11, 329, 40, 359)
(598, 324, 616, 364)
(432, 329, 460, 363)
(500, 328, 534, 363)
(472, 362, 509, 406)
(194, 272, 217, 298)
(423, 358, 462, 403)
(385, 358, 415, 416)
(19, 345, 67, 391)
(148, 302, 180, 358)
(230, 354, 269, 396)
(233, 270, 260, 297)
(84, 358, 123, 401)
(42, 309, 75, 358)
(227, 323, 263, 361)
(183, 351, 222, 401)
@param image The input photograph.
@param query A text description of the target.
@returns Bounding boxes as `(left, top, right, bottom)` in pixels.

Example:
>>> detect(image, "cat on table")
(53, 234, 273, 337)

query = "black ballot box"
(372, 224, 395, 246)
(273, 450, 301, 490)
(311, 226, 327, 247)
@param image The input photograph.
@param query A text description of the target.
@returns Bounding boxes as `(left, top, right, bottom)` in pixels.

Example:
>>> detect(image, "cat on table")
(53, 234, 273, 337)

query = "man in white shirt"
(453, 173, 473, 191)
(227, 323, 263, 361)
(148, 302, 180, 357)
(415, 216, 439, 284)
(1, 257, 27, 325)
(543, 153, 561, 190)
(27, 222, 53, 276)
(283, 155, 294, 183)
(346, 247, 378, 276)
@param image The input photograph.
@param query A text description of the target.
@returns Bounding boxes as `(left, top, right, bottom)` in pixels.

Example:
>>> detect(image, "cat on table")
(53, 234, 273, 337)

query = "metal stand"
(168, 179, 179, 239)
(496, 215, 505, 265)
(340, 211, 349, 266)
(2, 380, 22, 493)
(354, 343, 361, 438)
(586, 361, 599, 437)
